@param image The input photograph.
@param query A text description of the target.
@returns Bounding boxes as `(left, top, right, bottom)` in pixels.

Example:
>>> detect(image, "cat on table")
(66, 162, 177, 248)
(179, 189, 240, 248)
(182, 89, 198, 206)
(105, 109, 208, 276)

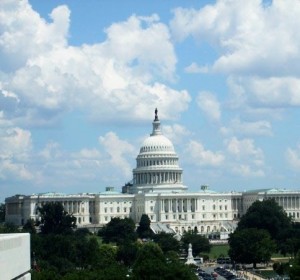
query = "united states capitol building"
(5, 110, 300, 237)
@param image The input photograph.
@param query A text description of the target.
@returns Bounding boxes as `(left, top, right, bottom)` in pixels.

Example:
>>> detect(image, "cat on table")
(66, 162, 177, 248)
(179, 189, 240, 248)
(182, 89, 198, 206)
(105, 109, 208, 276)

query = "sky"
(1, 0, 300, 202)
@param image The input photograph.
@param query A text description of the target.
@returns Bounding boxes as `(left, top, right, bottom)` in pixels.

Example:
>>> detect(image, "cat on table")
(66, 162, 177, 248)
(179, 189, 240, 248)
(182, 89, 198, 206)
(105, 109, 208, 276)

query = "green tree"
(228, 228, 276, 268)
(132, 242, 167, 280)
(237, 199, 292, 244)
(152, 232, 180, 254)
(181, 231, 211, 256)
(136, 214, 153, 239)
(99, 217, 137, 245)
(23, 218, 37, 234)
(289, 251, 300, 280)
(277, 222, 300, 256)
(38, 202, 76, 234)
(164, 260, 198, 280)
(96, 244, 118, 269)
(0, 222, 20, 233)
(117, 242, 139, 267)
(132, 242, 197, 280)
(0, 203, 5, 223)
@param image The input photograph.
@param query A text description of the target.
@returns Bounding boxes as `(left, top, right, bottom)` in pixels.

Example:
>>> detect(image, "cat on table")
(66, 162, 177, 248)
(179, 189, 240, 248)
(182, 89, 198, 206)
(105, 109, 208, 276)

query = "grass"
(209, 244, 229, 259)
(254, 270, 279, 278)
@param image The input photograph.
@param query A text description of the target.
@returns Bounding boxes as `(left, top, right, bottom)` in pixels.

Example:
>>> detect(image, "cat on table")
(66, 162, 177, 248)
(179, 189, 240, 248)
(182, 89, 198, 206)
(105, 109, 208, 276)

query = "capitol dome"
(139, 135, 175, 154)
(130, 109, 187, 194)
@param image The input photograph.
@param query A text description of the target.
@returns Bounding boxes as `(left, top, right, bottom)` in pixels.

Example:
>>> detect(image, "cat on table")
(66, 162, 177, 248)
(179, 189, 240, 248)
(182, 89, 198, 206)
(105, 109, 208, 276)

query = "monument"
(185, 243, 197, 265)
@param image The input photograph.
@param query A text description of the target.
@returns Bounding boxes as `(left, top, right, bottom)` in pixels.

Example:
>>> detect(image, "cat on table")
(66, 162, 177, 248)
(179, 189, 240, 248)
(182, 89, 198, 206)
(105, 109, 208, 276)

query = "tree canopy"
(152, 232, 180, 254)
(228, 228, 276, 268)
(237, 199, 292, 243)
(136, 214, 153, 239)
(38, 202, 76, 234)
(0, 203, 5, 223)
(98, 217, 137, 245)
(181, 231, 211, 256)
(132, 242, 198, 280)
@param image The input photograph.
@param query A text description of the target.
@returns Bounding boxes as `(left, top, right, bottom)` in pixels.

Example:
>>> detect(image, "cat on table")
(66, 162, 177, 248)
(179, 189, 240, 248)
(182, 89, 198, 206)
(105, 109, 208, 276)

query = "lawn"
(209, 244, 229, 260)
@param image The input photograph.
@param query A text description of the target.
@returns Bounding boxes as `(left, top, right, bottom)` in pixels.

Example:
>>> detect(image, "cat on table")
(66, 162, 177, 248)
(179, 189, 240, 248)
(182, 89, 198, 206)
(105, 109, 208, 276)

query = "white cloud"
(0, 127, 33, 180)
(226, 137, 264, 161)
(171, 0, 300, 76)
(184, 62, 209, 73)
(196, 91, 221, 122)
(228, 76, 300, 109)
(170, 0, 300, 116)
(185, 140, 224, 167)
(231, 164, 265, 178)
(0, 1, 70, 72)
(220, 118, 273, 136)
(39, 141, 62, 160)
(225, 137, 265, 177)
(163, 124, 191, 145)
(99, 132, 135, 177)
(286, 144, 300, 170)
(0, 0, 190, 127)
(0, 127, 32, 160)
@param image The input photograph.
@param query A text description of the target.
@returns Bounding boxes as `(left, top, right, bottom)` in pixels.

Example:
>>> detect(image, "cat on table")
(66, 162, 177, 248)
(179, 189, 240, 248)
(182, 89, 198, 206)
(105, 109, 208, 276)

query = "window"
(219, 205, 222, 210)
(165, 215, 168, 220)
(192, 214, 195, 219)
(124, 208, 126, 212)
(225, 205, 227, 210)
(104, 207, 107, 213)
(150, 206, 154, 211)
(105, 216, 108, 221)
(117, 207, 120, 213)
(202, 205, 205, 210)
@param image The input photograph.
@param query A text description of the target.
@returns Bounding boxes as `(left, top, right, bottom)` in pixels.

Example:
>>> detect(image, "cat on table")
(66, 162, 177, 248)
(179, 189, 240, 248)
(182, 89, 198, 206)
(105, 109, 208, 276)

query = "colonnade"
(231, 198, 242, 210)
(160, 198, 197, 213)
(137, 158, 178, 167)
(32, 200, 87, 215)
(134, 171, 182, 185)
(274, 196, 300, 209)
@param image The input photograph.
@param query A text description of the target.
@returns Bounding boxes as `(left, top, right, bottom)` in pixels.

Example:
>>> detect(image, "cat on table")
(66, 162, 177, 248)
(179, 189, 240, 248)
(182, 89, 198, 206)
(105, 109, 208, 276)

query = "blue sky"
(1, 0, 300, 202)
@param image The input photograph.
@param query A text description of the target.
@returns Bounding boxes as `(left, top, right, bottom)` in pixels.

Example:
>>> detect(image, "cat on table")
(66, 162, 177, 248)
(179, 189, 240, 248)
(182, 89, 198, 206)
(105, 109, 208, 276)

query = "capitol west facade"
(5, 110, 300, 236)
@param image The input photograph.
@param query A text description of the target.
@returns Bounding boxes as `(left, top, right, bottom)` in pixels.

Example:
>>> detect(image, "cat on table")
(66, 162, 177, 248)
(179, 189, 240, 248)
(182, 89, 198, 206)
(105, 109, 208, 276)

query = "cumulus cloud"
(170, 0, 300, 115)
(184, 62, 209, 73)
(226, 137, 264, 161)
(196, 91, 221, 122)
(0, 1, 70, 72)
(225, 137, 265, 177)
(185, 140, 224, 167)
(163, 123, 192, 145)
(220, 118, 273, 136)
(228, 76, 300, 109)
(170, 0, 300, 75)
(286, 144, 300, 170)
(99, 132, 135, 177)
(20, 132, 135, 189)
(0, 127, 33, 180)
(0, 0, 190, 127)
